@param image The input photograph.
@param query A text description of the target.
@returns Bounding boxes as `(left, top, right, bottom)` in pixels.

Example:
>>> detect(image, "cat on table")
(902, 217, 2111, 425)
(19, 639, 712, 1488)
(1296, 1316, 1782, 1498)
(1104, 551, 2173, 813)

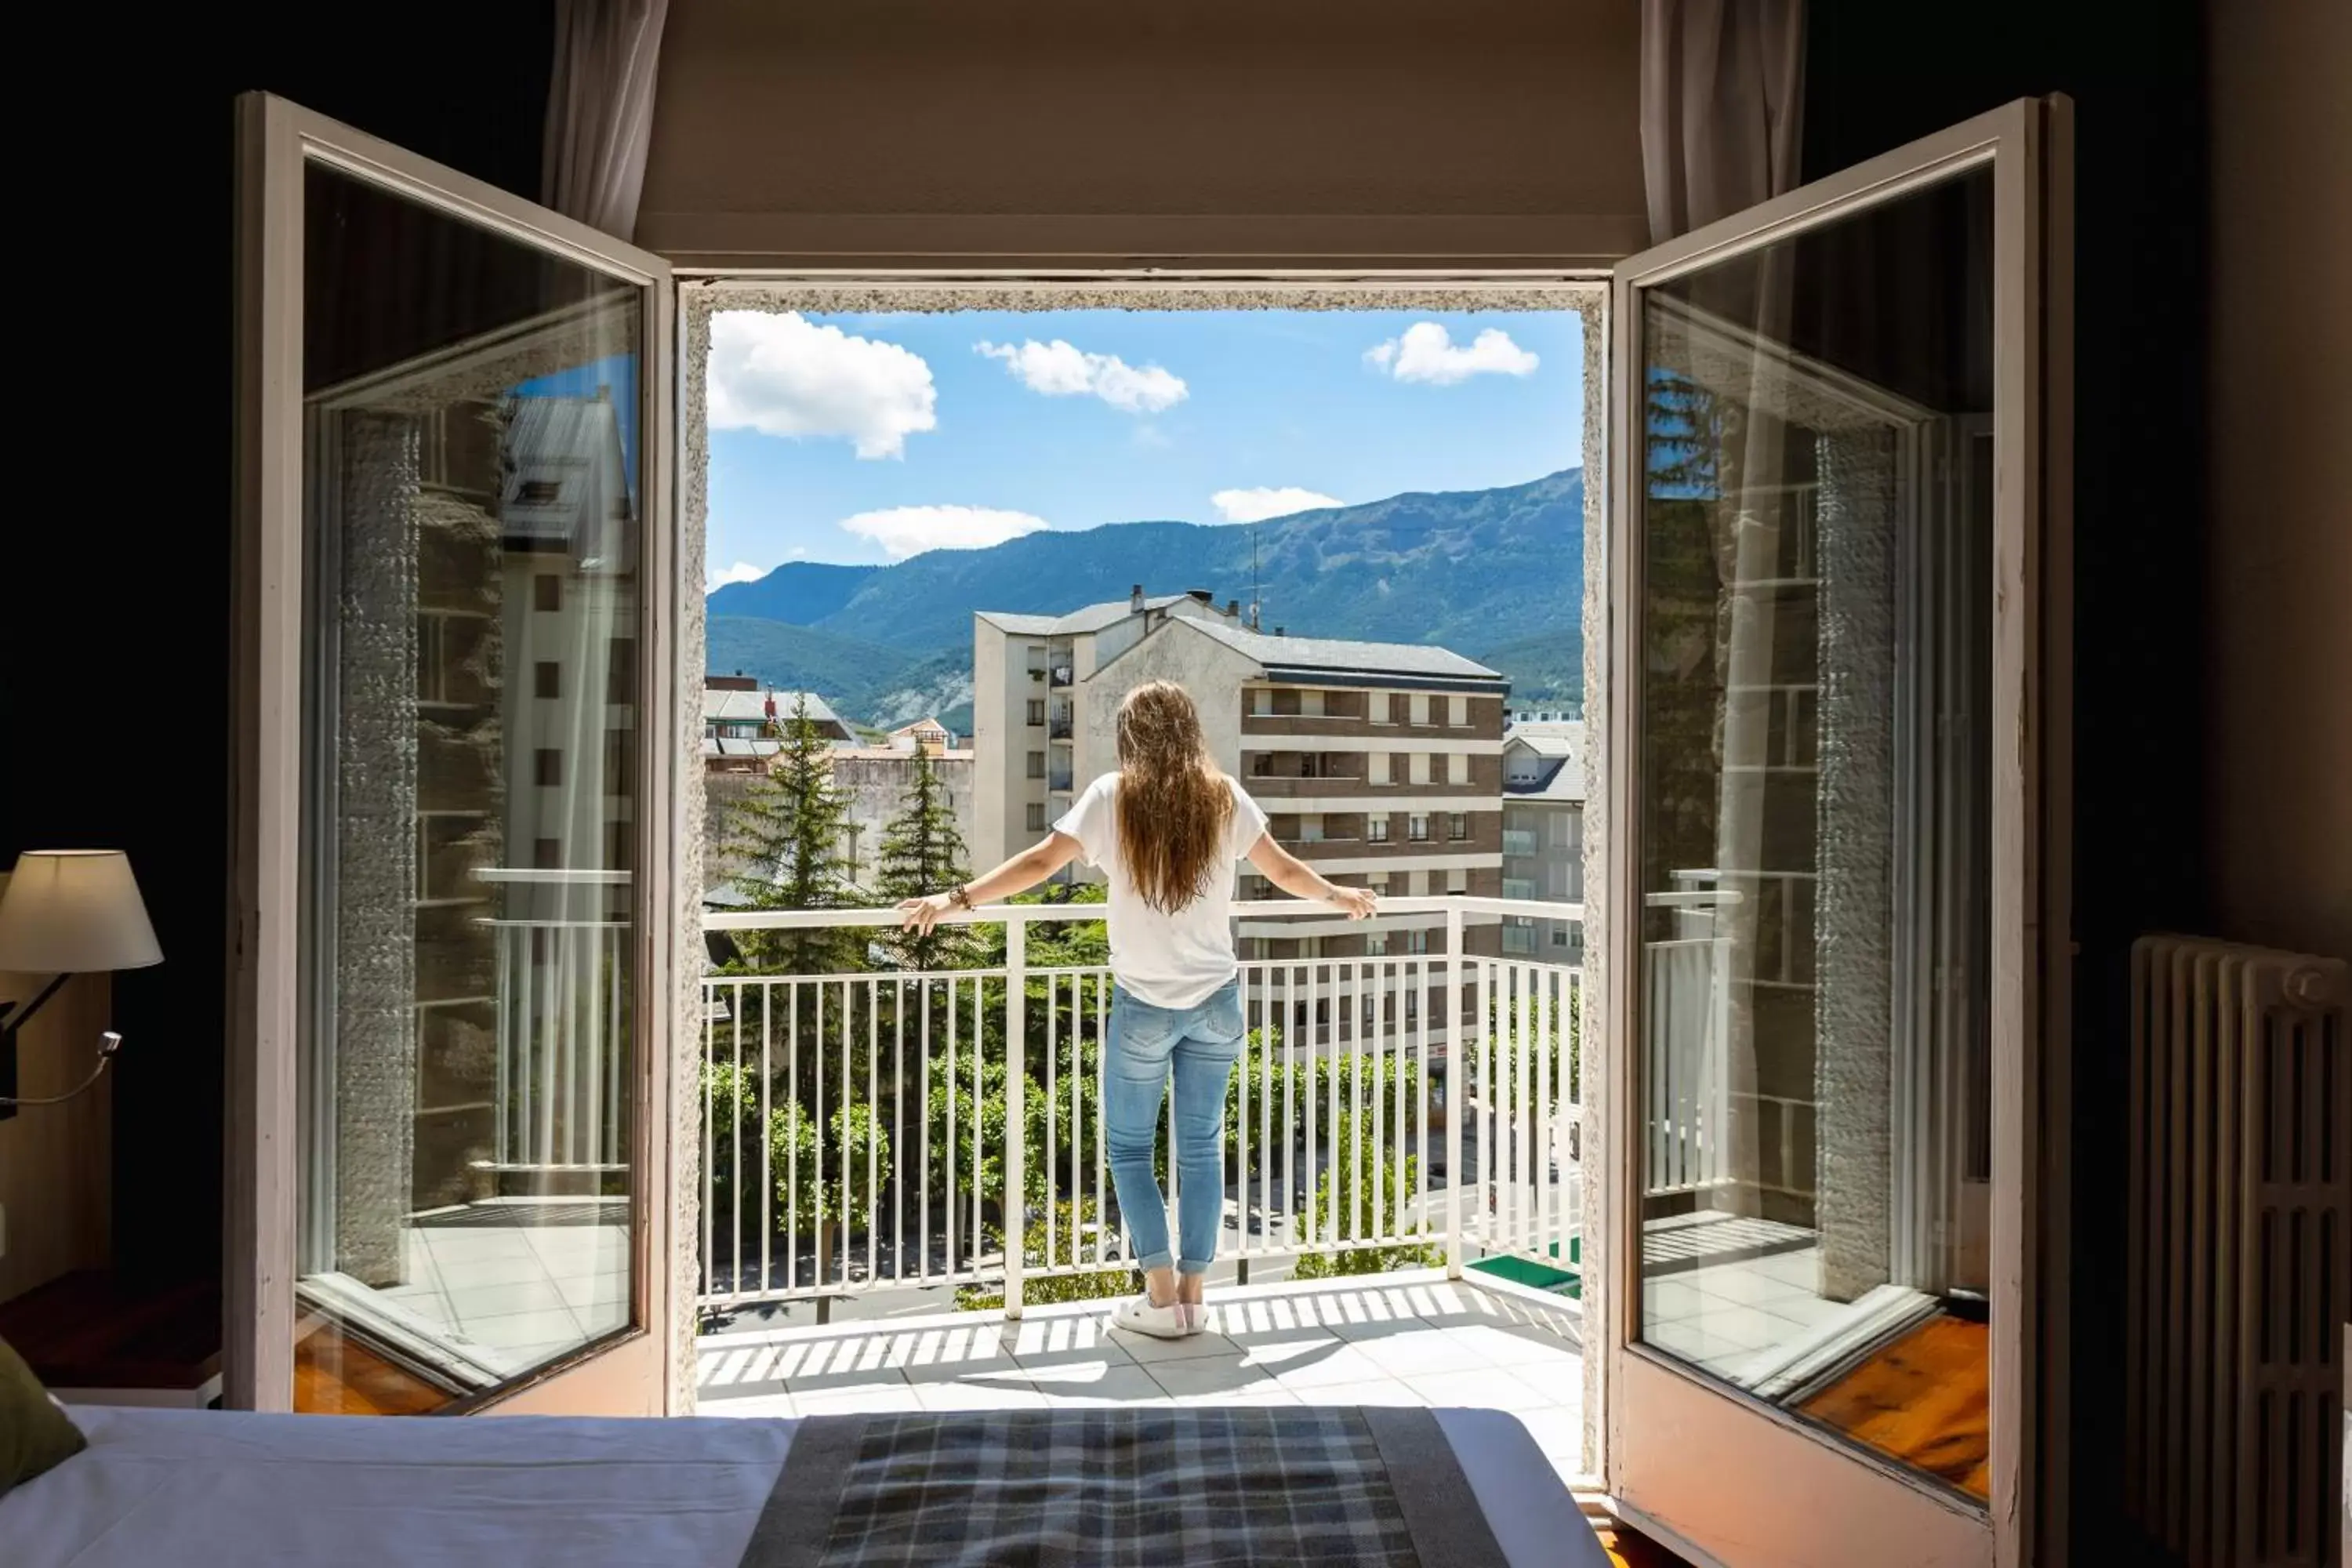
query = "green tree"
(1292, 1109, 1443, 1279)
(954, 1196, 1135, 1310)
(724, 693, 868, 975)
(873, 748, 978, 971)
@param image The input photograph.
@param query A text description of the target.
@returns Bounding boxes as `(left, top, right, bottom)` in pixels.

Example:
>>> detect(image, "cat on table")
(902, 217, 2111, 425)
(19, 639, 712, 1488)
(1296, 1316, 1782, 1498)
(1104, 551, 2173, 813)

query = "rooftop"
(976, 593, 1196, 637)
(1184, 619, 1506, 685)
(704, 688, 843, 728)
(1505, 721, 1587, 802)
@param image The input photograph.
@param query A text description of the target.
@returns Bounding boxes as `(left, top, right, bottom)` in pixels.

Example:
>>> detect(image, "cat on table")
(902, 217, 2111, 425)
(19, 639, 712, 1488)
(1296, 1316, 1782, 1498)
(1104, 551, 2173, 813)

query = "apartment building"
(975, 590, 1512, 956)
(971, 585, 1243, 869)
(1501, 720, 1586, 961)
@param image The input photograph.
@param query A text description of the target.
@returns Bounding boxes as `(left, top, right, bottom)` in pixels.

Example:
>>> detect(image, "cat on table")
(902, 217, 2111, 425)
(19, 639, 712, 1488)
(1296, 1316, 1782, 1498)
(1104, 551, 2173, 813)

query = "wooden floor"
(294, 1321, 453, 1416)
(1796, 1313, 1991, 1498)
(1599, 1523, 1697, 1567)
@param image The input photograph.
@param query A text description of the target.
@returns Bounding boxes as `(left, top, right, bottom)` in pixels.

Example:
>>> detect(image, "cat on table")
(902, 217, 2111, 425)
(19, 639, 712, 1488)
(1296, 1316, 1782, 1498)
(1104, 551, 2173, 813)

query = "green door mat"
(1467, 1237, 1581, 1298)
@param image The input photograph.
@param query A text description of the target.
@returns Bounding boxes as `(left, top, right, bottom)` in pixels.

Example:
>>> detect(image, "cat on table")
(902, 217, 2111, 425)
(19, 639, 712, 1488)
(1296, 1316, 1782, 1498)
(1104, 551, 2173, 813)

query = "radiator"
(2126, 935, 2350, 1567)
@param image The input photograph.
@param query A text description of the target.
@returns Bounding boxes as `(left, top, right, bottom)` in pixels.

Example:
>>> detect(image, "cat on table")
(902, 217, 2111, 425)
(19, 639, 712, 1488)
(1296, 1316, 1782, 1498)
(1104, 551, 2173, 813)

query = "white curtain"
(1637, 0, 1807, 1228)
(543, 0, 673, 241)
(1640, 0, 1806, 243)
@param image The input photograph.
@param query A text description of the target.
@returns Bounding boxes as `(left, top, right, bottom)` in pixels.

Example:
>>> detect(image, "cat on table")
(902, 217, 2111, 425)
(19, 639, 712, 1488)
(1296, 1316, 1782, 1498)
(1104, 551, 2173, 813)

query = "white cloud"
(975, 339, 1189, 413)
(708, 311, 938, 459)
(1363, 322, 1540, 385)
(706, 561, 767, 593)
(1210, 486, 1345, 524)
(839, 506, 1051, 560)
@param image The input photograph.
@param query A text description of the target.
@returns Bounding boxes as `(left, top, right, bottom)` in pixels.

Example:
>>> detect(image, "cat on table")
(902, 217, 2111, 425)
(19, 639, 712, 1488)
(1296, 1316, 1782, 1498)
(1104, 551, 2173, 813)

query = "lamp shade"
(0, 851, 164, 975)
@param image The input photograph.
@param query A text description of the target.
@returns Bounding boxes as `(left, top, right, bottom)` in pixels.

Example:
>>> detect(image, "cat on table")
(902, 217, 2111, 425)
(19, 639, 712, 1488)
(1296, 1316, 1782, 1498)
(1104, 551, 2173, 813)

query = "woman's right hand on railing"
(1325, 885, 1378, 920)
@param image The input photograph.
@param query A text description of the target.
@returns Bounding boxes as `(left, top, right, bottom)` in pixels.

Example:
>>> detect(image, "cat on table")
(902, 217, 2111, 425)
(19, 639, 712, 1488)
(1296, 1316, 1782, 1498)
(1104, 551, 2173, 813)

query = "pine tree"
(724, 693, 867, 975)
(873, 747, 978, 971)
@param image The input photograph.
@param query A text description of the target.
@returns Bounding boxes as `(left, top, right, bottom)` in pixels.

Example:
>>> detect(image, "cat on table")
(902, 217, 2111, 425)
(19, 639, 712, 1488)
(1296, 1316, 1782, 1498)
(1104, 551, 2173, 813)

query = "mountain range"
(706, 467, 1587, 732)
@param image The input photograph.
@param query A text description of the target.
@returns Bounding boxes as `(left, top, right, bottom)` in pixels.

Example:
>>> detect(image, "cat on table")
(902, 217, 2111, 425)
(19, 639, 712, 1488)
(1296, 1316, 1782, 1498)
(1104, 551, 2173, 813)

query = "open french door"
(1596, 100, 2071, 1566)
(230, 94, 690, 1416)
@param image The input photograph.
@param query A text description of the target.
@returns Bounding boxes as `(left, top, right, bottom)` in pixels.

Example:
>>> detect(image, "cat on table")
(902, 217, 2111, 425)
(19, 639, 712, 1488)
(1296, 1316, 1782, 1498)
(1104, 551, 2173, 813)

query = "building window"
(1409, 753, 1432, 786)
(1403, 929, 1429, 955)
(533, 574, 562, 612)
(1299, 753, 1322, 779)
(1409, 692, 1430, 726)
(1447, 812, 1468, 841)
(1449, 695, 1468, 727)
(1552, 927, 1570, 947)
(1027, 699, 1045, 725)
(1250, 688, 1273, 716)
(1027, 751, 1046, 779)
(1369, 750, 1392, 785)
(534, 661, 561, 699)
(604, 729, 637, 789)
(1026, 802, 1047, 832)
(1408, 814, 1429, 842)
(606, 637, 637, 704)
(1446, 866, 1468, 895)
(1432, 753, 1450, 785)
(533, 836, 562, 869)
(1369, 816, 1391, 844)
(535, 749, 563, 787)
(1365, 932, 1388, 956)
(1251, 753, 1273, 776)
(1409, 870, 1428, 897)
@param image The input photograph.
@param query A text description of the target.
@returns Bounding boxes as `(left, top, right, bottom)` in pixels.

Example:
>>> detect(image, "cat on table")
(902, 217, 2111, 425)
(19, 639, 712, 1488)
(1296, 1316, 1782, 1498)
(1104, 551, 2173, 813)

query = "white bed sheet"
(3, 1403, 1605, 1568)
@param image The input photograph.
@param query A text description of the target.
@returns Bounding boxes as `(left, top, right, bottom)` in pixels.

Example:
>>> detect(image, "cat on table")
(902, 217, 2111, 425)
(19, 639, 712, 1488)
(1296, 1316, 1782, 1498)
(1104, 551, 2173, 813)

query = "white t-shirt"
(1053, 771, 1270, 1009)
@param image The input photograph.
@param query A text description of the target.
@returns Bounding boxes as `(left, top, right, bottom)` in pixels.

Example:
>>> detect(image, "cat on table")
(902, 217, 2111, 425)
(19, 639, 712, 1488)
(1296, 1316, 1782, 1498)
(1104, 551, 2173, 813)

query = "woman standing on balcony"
(899, 680, 1377, 1337)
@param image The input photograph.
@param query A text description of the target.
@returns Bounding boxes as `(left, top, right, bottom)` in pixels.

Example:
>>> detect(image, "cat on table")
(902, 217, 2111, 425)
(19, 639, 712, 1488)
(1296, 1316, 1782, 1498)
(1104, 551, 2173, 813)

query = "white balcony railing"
(694, 897, 1584, 1315)
(484, 917, 631, 1174)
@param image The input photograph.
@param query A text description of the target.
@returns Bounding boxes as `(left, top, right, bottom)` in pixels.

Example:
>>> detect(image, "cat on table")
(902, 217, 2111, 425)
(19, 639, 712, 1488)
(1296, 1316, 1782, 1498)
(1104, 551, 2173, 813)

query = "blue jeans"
(1105, 980, 1244, 1276)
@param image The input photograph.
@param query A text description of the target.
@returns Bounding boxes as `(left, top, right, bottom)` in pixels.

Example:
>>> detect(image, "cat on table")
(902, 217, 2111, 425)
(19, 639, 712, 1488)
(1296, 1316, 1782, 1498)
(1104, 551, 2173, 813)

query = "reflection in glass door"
(1632, 157, 1998, 1497)
(293, 160, 648, 1413)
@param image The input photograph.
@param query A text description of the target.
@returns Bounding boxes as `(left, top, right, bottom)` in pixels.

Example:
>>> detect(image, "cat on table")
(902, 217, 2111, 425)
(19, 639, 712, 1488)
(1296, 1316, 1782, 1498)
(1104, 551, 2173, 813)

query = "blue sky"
(704, 308, 1583, 585)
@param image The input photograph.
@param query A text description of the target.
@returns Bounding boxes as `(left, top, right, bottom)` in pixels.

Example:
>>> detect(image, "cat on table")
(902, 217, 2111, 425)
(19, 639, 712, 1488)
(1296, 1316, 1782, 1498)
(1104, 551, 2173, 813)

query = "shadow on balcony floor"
(695, 1269, 1589, 1487)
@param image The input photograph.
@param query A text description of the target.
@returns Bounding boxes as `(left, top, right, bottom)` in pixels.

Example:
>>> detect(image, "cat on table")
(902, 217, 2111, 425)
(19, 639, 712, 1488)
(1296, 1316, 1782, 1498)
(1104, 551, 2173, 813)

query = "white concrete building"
(1501, 720, 1586, 960)
(971, 586, 1243, 871)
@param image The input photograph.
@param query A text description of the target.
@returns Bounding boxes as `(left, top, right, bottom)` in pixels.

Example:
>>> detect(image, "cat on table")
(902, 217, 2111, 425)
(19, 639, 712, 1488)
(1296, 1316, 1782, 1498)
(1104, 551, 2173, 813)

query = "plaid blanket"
(738, 1406, 1506, 1568)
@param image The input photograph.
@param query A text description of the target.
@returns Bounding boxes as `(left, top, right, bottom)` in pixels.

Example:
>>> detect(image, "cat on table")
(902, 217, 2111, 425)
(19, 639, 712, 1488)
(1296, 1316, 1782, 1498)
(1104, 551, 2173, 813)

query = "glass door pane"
(1632, 162, 1998, 1494)
(294, 159, 648, 1413)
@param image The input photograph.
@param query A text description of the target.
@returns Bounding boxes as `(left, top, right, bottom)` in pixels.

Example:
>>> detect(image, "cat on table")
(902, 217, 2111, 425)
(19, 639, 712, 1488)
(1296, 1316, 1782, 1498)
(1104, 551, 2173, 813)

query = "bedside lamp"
(0, 851, 163, 1120)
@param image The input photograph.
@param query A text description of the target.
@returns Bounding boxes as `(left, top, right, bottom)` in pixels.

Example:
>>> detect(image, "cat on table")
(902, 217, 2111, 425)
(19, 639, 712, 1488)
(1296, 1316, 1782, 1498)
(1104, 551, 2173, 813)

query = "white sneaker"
(1110, 1292, 1191, 1340)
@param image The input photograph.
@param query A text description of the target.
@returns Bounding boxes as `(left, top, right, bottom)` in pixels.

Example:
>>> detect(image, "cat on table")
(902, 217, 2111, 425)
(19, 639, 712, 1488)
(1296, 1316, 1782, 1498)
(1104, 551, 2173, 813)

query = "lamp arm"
(0, 971, 71, 1033)
(0, 1029, 121, 1108)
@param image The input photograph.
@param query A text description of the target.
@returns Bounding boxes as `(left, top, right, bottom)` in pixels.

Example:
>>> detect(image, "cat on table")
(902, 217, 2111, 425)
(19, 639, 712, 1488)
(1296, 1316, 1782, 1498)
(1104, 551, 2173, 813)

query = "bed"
(5, 1402, 1607, 1567)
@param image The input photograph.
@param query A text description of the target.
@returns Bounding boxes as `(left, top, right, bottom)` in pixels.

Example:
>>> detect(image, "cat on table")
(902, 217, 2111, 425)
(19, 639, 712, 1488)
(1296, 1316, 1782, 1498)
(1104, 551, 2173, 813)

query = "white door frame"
(1596, 96, 2071, 1567)
(228, 92, 686, 1414)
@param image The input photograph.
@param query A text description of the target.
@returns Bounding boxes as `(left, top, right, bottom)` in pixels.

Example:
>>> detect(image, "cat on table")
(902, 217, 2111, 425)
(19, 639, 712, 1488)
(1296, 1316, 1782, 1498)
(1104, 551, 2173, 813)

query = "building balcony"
(1048, 720, 1073, 740)
(1049, 666, 1074, 688)
(1502, 829, 1539, 857)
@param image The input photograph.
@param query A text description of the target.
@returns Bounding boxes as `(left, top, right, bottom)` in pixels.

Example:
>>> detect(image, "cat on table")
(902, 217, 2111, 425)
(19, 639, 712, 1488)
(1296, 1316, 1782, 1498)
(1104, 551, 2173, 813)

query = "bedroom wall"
(2203, 0, 2352, 965)
(637, 0, 1647, 267)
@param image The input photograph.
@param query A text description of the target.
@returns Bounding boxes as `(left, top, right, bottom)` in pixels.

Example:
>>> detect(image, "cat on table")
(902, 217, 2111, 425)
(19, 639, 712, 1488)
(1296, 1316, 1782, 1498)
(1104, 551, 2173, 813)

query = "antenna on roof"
(1250, 523, 1261, 630)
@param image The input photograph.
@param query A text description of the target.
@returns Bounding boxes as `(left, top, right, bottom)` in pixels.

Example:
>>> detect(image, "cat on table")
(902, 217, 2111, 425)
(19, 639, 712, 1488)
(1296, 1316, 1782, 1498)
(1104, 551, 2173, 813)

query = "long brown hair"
(1114, 681, 1233, 914)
